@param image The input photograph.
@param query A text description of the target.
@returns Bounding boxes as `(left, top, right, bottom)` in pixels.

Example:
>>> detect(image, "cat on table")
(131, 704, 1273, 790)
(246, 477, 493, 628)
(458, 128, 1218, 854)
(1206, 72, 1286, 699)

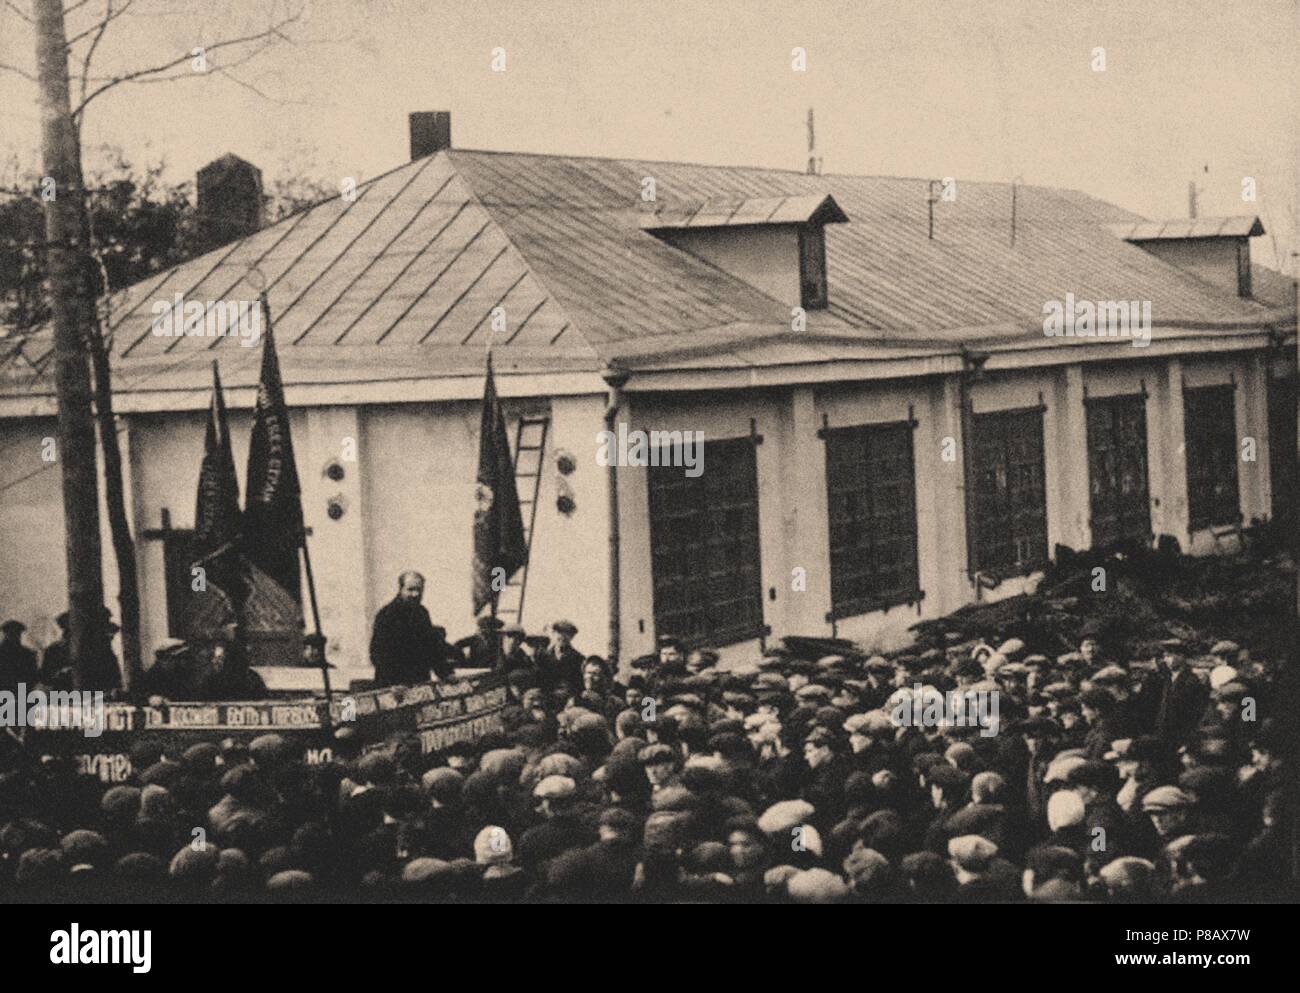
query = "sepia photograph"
(0, 0, 1297, 963)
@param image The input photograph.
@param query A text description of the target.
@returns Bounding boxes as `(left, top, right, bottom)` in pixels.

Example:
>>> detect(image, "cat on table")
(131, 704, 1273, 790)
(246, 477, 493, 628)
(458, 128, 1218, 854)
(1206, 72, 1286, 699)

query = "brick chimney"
(409, 111, 452, 160)
(196, 154, 263, 251)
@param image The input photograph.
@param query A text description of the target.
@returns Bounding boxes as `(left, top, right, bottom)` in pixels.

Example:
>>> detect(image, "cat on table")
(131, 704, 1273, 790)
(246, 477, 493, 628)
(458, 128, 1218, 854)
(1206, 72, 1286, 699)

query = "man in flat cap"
(499, 623, 535, 676)
(646, 635, 689, 693)
(197, 631, 267, 701)
(0, 620, 38, 695)
(1152, 639, 1208, 746)
(369, 572, 454, 687)
(137, 638, 193, 700)
(39, 612, 72, 688)
(517, 774, 593, 871)
(535, 620, 584, 698)
(454, 615, 505, 669)
(1080, 688, 1125, 762)
(1141, 785, 1194, 847)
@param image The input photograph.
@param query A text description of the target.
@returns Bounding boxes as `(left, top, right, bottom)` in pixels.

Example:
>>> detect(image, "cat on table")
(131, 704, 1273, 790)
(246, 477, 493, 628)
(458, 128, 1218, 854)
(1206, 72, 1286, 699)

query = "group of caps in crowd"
(0, 567, 1286, 902)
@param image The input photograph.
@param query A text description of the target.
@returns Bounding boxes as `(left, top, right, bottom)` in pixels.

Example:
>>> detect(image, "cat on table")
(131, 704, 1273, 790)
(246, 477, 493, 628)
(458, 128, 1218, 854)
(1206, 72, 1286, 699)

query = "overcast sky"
(2, 0, 1297, 267)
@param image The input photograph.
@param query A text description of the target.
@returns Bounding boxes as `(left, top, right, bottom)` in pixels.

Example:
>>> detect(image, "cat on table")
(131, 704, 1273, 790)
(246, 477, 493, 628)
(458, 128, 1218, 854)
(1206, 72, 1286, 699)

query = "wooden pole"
(601, 366, 630, 670)
(34, 0, 106, 689)
(300, 540, 333, 737)
(489, 588, 500, 670)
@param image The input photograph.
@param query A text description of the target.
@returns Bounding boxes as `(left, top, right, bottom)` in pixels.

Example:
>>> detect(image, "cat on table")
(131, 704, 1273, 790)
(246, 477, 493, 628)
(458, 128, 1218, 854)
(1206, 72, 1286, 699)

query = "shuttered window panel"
(1086, 394, 1152, 548)
(1184, 385, 1241, 530)
(972, 408, 1049, 576)
(823, 422, 921, 619)
(647, 437, 766, 647)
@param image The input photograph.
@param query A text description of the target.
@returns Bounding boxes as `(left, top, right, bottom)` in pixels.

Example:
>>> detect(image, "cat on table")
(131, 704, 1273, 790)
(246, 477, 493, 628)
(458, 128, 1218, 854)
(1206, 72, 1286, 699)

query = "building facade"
(1, 115, 1294, 681)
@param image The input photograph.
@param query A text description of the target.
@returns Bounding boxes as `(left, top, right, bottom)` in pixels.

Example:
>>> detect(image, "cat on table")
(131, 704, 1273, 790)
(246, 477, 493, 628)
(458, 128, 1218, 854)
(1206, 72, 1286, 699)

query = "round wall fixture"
(555, 450, 577, 476)
(326, 494, 347, 520)
(324, 459, 345, 482)
(556, 477, 576, 516)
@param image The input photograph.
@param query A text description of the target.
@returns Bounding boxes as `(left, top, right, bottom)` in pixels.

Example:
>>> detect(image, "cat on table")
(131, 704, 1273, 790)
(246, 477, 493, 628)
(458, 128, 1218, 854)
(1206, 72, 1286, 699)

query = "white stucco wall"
(660, 226, 802, 308)
(0, 417, 67, 651)
(0, 347, 1276, 676)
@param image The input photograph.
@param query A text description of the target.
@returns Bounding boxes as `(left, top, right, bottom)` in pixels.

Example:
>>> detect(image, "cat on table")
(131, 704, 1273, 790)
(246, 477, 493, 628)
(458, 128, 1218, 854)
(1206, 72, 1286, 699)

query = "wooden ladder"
(495, 415, 549, 625)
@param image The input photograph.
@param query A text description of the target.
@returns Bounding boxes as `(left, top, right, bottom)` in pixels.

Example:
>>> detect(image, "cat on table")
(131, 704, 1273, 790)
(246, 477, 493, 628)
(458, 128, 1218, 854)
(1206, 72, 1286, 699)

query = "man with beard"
(369, 572, 454, 686)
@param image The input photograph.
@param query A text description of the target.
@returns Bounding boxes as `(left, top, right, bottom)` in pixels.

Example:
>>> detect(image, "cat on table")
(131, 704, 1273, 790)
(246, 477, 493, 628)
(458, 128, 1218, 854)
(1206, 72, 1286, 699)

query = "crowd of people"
(0, 579, 1288, 901)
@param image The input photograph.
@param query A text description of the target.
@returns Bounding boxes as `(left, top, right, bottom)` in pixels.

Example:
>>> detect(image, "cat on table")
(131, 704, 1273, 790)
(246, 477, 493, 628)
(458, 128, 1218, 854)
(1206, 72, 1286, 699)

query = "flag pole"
(300, 540, 334, 736)
(485, 326, 500, 671)
(257, 290, 334, 734)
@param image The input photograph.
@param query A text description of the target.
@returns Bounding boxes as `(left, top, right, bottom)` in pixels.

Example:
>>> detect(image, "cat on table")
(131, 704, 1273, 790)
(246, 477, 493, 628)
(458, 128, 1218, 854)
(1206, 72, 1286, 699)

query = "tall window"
(798, 225, 828, 309)
(1185, 384, 1240, 530)
(160, 529, 196, 638)
(1086, 394, 1152, 549)
(971, 408, 1048, 575)
(823, 421, 921, 619)
(647, 437, 765, 647)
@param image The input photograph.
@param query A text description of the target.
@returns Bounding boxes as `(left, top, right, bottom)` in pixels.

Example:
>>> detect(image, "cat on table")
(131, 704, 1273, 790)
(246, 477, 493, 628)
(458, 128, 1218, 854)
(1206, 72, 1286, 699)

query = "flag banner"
(244, 295, 305, 608)
(30, 672, 509, 784)
(471, 355, 528, 616)
(189, 362, 246, 638)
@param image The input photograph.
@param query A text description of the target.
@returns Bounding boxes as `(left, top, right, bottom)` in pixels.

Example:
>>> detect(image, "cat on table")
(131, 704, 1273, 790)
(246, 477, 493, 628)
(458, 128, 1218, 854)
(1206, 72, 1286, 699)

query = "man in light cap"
(1046, 789, 1087, 852)
(473, 825, 513, 867)
(785, 866, 849, 904)
(1097, 855, 1156, 902)
(947, 835, 1018, 902)
(1141, 785, 1193, 842)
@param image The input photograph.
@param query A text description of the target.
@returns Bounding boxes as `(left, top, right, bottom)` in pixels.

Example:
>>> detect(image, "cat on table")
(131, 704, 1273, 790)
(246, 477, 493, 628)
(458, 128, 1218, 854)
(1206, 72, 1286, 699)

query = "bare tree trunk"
(35, 0, 105, 688)
(88, 321, 140, 690)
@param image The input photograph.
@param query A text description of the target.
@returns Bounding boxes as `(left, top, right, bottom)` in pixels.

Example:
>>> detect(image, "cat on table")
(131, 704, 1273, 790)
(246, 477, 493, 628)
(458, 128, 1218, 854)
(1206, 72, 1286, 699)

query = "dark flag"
(472, 355, 527, 616)
(190, 361, 246, 635)
(243, 295, 305, 604)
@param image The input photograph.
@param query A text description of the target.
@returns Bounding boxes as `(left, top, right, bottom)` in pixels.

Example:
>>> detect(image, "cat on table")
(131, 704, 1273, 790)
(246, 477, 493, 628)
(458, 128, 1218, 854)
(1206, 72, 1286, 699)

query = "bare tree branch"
(75, 0, 118, 116)
(4, 0, 31, 24)
(72, 8, 302, 116)
(0, 61, 37, 81)
(66, 0, 130, 49)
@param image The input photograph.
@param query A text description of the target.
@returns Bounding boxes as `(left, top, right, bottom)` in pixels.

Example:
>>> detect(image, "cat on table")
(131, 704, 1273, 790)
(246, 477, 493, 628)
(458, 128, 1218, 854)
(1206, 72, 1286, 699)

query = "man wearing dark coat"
(39, 612, 71, 686)
(454, 615, 504, 669)
(82, 610, 124, 693)
(0, 620, 38, 694)
(1153, 643, 1209, 745)
(369, 572, 454, 686)
(534, 620, 584, 697)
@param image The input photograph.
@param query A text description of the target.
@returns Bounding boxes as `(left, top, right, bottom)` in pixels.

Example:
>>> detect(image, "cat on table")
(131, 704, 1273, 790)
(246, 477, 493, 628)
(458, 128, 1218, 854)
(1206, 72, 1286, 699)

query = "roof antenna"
(806, 108, 820, 175)
(927, 180, 940, 240)
(1010, 175, 1023, 248)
